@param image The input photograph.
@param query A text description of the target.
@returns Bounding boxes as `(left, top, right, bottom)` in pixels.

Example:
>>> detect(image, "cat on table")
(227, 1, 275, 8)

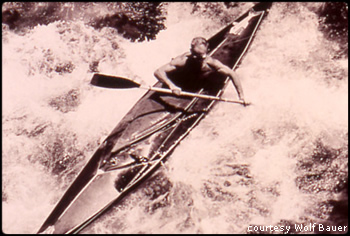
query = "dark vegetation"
(190, 2, 240, 24)
(90, 2, 166, 42)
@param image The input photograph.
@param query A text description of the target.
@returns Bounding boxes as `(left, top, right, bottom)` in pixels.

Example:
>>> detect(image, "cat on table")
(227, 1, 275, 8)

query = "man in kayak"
(154, 36, 247, 105)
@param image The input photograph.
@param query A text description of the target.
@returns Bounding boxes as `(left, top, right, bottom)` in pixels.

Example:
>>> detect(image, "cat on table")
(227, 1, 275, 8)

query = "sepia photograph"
(2, 2, 348, 234)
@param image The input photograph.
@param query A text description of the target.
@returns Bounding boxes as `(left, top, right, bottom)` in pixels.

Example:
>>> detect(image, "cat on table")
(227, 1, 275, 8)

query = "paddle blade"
(91, 74, 140, 89)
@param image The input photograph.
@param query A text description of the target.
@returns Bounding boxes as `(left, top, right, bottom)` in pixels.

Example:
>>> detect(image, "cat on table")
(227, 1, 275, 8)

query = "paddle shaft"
(90, 74, 249, 105)
(140, 85, 246, 105)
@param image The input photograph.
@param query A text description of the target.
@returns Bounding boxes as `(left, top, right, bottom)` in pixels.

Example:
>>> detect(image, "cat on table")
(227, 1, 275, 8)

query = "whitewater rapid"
(2, 2, 347, 234)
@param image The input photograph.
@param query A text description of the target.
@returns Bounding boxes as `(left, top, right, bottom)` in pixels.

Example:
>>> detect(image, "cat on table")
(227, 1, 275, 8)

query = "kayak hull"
(37, 3, 272, 234)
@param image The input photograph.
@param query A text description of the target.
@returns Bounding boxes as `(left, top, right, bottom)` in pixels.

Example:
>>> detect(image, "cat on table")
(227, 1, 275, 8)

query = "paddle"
(91, 74, 250, 106)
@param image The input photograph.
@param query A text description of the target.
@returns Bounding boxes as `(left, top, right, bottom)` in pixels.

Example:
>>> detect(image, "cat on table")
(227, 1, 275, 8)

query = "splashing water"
(2, 2, 347, 234)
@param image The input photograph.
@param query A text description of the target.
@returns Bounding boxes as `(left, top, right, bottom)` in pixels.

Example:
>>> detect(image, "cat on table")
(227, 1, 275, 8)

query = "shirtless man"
(154, 37, 247, 105)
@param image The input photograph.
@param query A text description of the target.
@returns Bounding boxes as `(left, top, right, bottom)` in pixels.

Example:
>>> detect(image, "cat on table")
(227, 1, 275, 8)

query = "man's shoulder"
(170, 52, 191, 66)
(206, 56, 225, 68)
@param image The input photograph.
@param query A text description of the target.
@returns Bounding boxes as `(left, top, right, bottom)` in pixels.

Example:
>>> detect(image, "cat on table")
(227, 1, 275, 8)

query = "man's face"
(191, 44, 208, 60)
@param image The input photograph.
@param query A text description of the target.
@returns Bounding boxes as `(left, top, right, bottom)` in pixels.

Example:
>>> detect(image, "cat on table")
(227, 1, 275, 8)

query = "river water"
(2, 2, 348, 234)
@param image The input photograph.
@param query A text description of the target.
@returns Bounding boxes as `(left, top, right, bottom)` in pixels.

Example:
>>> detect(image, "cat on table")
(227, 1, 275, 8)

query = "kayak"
(38, 3, 271, 234)
(37, 2, 272, 234)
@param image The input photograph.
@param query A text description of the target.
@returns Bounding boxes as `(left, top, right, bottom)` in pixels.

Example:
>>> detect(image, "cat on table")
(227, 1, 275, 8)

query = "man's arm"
(208, 58, 246, 103)
(154, 53, 188, 95)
